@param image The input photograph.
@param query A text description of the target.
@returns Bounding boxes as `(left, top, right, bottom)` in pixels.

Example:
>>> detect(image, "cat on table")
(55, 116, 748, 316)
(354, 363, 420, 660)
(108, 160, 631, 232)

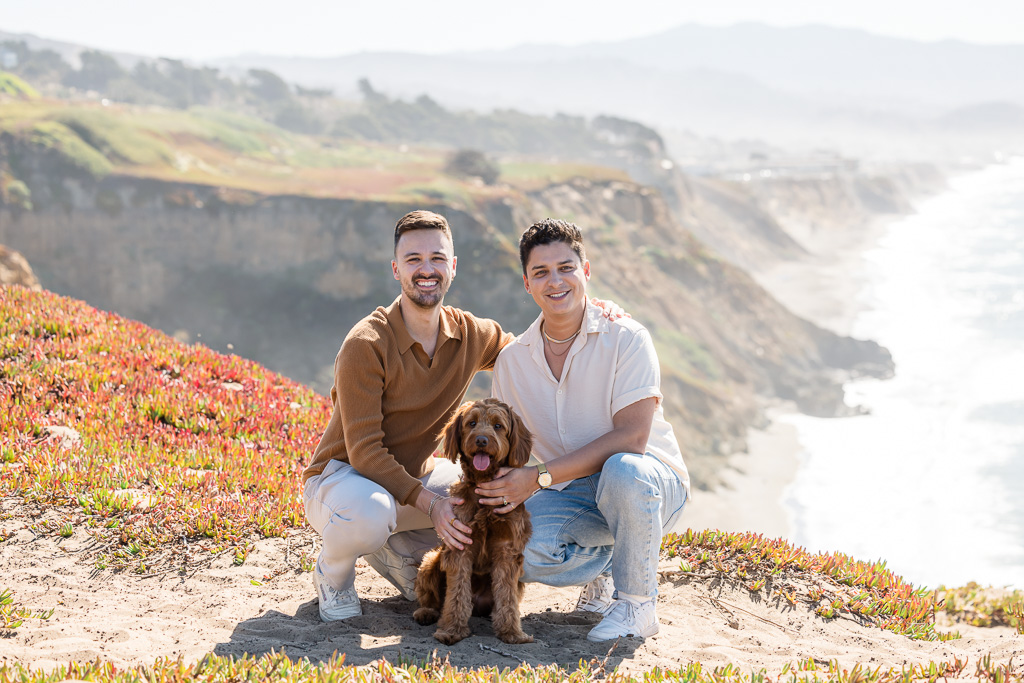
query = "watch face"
(538, 472, 553, 487)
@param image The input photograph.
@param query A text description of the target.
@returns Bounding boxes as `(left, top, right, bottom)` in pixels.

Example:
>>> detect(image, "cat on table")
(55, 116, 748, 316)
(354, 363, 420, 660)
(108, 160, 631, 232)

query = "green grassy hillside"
(0, 99, 627, 204)
(0, 71, 39, 99)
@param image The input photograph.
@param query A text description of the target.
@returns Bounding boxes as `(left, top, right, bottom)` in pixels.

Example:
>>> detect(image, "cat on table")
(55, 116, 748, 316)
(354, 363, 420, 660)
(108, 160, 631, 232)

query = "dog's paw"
(413, 607, 440, 625)
(497, 629, 534, 644)
(434, 626, 471, 645)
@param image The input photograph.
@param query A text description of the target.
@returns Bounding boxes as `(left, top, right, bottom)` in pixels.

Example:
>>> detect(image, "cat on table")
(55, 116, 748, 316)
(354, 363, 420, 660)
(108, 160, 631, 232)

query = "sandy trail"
(2, 521, 1019, 676)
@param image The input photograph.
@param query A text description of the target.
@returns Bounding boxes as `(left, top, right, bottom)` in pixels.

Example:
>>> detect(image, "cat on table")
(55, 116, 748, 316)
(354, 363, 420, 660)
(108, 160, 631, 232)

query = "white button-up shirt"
(492, 300, 690, 494)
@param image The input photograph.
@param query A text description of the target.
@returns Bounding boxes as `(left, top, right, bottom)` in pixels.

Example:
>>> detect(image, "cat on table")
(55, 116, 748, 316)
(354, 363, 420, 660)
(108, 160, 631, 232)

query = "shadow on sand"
(214, 594, 642, 670)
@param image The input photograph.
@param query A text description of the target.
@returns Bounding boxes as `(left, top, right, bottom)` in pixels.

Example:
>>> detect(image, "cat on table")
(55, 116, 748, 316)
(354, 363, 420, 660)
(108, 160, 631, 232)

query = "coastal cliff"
(0, 143, 895, 487)
(672, 165, 946, 274)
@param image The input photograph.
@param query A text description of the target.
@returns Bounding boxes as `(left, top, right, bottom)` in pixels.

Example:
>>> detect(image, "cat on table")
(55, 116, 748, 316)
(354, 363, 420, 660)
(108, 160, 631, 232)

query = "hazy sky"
(3, 0, 1022, 60)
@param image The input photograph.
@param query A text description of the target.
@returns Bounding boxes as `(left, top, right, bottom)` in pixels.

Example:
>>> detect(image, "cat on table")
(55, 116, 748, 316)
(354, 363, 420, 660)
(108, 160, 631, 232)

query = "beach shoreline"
(684, 204, 897, 539)
(682, 412, 801, 540)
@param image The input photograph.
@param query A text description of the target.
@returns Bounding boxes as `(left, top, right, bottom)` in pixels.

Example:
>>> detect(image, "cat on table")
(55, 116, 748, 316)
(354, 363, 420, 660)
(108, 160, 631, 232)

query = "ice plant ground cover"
(0, 285, 330, 573)
(663, 531, 1023, 642)
(1, 286, 1022, 681)
(0, 651, 1021, 683)
(0, 588, 52, 632)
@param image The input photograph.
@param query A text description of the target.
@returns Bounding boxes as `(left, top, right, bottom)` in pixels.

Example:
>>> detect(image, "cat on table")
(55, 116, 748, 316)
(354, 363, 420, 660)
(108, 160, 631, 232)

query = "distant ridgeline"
(0, 89, 896, 489)
(0, 40, 667, 169)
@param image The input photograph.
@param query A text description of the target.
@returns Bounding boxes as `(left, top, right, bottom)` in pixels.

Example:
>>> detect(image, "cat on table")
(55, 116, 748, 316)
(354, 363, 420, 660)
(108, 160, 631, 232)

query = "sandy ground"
(1, 520, 1020, 676)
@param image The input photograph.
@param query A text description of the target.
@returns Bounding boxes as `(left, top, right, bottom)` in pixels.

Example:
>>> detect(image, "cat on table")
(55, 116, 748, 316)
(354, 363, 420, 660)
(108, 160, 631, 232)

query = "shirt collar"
(385, 296, 462, 354)
(518, 299, 608, 346)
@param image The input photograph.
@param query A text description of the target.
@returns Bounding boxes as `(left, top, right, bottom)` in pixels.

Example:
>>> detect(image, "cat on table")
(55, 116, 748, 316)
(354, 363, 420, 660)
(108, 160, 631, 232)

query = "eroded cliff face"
(668, 165, 946, 273)
(671, 175, 807, 273)
(0, 244, 41, 290)
(0, 167, 892, 488)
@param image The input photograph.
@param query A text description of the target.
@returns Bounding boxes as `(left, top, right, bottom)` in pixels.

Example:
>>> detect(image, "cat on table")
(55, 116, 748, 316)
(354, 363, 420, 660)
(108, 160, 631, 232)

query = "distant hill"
(6, 24, 1023, 156)
(212, 23, 1024, 156)
(211, 51, 813, 140)
(467, 23, 1024, 112)
(0, 29, 143, 69)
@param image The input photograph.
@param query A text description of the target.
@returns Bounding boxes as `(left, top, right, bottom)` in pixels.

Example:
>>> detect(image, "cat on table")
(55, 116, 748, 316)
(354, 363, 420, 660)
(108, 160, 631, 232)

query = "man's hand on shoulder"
(591, 297, 630, 320)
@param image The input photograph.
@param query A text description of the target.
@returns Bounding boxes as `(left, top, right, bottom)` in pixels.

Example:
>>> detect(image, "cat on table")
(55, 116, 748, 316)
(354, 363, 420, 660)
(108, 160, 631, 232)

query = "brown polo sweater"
(302, 296, 512, 505)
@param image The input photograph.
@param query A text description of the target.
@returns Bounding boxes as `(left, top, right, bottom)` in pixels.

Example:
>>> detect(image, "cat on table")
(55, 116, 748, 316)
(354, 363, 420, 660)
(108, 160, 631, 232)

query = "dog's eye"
(467, 420, 476, 427)
(493, 423, 504, 430)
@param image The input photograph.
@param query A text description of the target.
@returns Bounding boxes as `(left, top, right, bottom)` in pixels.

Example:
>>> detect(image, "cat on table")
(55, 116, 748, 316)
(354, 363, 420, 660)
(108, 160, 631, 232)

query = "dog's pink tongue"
(472, 454, 491, 471)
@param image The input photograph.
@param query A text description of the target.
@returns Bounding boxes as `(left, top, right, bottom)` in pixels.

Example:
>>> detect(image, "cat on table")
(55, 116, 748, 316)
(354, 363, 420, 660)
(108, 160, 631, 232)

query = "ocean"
(782, 158, 1024, 590)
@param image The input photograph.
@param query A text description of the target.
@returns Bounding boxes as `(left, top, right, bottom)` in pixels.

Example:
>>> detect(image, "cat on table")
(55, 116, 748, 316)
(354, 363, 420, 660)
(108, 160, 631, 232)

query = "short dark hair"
(518, 219, 586, 273)
(394, 210, 453, 254)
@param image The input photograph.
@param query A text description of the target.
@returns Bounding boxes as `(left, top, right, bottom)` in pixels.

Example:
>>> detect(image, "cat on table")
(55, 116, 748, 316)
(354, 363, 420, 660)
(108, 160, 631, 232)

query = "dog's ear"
(506, 407, 533, 469)
(442, 403, 467, 463)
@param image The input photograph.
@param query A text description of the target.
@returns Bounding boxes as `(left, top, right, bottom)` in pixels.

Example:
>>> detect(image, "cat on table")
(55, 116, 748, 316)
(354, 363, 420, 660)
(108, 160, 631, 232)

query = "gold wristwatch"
(536, 462, 552, 489)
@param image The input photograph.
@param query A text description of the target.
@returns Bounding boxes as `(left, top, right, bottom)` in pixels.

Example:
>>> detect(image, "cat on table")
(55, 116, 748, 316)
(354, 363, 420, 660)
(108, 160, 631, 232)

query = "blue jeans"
(522, 452, 688, 599)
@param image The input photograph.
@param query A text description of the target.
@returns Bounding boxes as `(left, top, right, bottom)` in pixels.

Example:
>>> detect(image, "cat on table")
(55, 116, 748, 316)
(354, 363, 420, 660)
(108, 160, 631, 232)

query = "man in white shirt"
(477, 218, 690, 642)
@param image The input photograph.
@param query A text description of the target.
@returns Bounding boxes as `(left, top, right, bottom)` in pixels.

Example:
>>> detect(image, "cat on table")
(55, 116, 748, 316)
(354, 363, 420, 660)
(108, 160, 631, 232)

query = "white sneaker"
(586, 598, 659, 642)
(576, 574, 615, 614)
(363, 540, 419, 602)
(313, 560, 362, 621)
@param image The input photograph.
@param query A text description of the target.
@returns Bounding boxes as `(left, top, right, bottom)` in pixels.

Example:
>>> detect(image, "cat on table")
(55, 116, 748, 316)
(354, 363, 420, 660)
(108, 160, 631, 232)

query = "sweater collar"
(385, 296, 462, 354)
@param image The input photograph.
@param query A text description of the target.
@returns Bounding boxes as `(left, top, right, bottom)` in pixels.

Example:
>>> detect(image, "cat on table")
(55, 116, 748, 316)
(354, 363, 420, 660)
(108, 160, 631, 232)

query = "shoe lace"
(318, 568, 352, 602)
(605, 599, 636, 626)
(579, 576, 612, 608)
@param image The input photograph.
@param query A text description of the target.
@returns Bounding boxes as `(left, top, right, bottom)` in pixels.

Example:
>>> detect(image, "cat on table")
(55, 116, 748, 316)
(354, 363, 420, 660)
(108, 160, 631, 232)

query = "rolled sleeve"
(611, 328, 663, 415)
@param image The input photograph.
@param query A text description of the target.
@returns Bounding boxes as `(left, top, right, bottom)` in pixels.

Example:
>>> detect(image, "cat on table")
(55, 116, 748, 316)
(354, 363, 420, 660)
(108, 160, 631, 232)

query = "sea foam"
(783, 158, 1024, 590)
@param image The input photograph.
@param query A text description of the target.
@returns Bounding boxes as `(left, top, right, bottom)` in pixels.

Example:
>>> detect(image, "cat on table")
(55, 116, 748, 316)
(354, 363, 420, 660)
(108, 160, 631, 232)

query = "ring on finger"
(503, 497, 509, 506)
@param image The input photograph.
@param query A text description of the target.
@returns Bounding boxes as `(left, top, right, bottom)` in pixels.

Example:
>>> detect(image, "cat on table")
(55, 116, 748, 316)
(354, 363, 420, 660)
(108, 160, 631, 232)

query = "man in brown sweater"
(301, 210, 511, 621)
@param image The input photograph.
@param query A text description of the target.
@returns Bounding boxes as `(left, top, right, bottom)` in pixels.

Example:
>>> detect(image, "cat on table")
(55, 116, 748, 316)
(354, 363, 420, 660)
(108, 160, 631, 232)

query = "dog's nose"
(475, 435, 489, 449)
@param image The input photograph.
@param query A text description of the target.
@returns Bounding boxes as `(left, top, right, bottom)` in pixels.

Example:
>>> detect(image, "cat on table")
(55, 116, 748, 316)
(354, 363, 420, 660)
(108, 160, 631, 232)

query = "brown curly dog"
(413, 398, 534, 645)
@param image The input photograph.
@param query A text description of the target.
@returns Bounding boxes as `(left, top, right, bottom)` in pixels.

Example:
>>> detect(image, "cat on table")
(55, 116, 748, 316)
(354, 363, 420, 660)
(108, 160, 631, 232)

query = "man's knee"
(596, 452, 659, 507)
(320, 490, 396, 557)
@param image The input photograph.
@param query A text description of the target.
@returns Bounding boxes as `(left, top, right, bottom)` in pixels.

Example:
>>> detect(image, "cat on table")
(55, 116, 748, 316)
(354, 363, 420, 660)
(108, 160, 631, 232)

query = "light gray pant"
(303, 458, 462, 599)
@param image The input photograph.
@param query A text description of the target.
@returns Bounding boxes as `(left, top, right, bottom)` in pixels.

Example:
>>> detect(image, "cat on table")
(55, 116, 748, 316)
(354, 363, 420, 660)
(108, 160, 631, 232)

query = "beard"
(401, 274, 451, 309)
